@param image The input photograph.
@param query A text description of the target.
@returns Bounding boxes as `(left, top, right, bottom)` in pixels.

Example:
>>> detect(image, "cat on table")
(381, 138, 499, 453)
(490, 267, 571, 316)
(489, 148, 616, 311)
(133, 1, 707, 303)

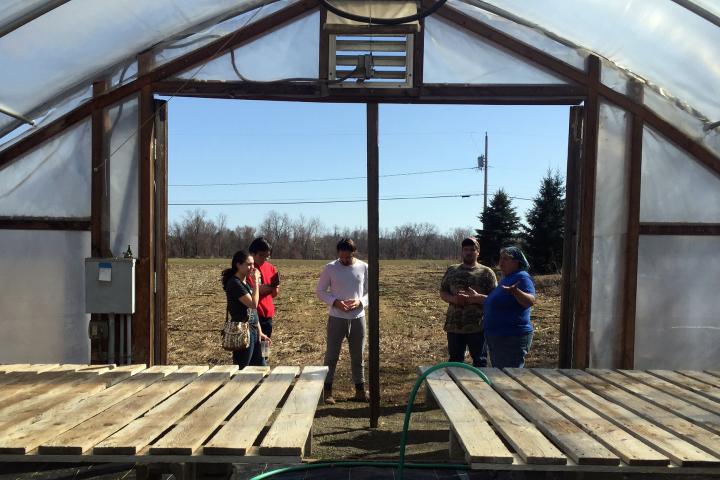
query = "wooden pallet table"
(0, 364, 328, 479)
(420, 366, 720, 476)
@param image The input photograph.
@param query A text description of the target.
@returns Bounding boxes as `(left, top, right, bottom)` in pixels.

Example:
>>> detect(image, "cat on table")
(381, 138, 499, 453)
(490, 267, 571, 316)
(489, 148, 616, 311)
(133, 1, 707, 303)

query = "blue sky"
(167, 98, 570, 234)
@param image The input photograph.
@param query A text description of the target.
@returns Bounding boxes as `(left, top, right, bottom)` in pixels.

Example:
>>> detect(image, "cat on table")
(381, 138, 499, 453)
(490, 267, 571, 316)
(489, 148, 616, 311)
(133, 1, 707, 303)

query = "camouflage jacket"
(440, 263, 497, 334)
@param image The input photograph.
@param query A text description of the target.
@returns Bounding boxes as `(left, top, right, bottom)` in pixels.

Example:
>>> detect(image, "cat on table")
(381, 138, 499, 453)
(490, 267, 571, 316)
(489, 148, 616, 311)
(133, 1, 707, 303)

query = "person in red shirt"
(247, 237, 280, 361)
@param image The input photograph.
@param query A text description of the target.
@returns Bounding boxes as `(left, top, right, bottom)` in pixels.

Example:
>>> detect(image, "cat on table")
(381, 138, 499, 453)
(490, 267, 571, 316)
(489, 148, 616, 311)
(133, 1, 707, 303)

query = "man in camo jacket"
(439, 237, 497, 367)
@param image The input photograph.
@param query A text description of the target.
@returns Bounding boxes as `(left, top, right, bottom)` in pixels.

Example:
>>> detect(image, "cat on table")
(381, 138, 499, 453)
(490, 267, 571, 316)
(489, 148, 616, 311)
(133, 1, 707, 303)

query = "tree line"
(168, 210, 475, 261)
(169, 170, 566, 273)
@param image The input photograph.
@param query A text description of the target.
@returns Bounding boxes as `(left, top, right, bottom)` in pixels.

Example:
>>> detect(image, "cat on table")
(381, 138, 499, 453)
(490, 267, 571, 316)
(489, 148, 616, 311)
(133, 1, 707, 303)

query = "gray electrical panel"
(85, 258, 136, 314)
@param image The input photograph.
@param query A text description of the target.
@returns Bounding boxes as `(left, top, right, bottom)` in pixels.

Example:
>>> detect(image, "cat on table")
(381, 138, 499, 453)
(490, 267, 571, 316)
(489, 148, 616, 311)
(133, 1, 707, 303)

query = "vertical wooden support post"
(367, 102, 381, 428)
(413, 2, 427, 88)
(622, 81, 645, 369)
(154, 100, 169, 365)
(318, 7, 329, 82)
(91, 81, 110, 257)
(573, 55, 601, 369)
(558, 106, 584, 368)
(135, 52, 155, 365)
(90, 80, 111, 365)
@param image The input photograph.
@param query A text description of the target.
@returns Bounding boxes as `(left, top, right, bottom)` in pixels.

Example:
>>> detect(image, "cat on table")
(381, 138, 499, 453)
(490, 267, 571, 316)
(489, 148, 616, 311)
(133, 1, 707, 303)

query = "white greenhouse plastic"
(0, 0, 718, 369)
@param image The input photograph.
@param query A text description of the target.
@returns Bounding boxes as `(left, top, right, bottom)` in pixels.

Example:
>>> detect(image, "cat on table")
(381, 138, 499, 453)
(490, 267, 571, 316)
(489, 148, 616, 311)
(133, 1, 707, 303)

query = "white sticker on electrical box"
(99, 262, 112, 282)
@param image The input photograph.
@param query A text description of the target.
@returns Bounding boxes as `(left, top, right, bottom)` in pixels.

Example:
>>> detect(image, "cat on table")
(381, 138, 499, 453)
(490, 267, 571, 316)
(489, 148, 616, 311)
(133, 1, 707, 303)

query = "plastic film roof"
(1, 0, 720, 150)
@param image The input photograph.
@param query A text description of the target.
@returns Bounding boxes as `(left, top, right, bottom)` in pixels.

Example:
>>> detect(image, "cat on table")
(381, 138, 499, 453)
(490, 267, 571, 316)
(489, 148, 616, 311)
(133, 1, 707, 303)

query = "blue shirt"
(483, 270, 535, 337)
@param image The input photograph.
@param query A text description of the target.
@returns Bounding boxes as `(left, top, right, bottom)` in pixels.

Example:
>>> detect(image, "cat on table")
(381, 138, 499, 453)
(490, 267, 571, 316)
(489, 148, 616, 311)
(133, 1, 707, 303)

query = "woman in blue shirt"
(482, 246, 536, 368)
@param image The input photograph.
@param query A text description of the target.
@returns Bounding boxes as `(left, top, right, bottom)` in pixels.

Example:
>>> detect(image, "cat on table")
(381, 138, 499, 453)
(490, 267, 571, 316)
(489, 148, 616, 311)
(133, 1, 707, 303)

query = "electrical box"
(85, 258, 135, 314)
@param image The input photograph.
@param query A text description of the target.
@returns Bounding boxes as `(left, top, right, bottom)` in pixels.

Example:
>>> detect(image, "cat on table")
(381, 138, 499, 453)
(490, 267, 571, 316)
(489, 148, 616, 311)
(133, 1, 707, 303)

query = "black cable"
(170, 167, 477, 187)
(319, 0, 447, 25)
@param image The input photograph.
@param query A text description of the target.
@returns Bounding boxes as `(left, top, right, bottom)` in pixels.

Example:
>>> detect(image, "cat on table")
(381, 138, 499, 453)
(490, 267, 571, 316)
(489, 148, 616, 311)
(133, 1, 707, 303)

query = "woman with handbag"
(221, 250, 271, 368)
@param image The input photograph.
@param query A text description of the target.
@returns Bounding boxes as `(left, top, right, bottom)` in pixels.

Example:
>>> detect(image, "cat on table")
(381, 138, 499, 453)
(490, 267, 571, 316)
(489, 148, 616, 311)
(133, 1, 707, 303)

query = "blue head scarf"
(501, 246, 530, 271)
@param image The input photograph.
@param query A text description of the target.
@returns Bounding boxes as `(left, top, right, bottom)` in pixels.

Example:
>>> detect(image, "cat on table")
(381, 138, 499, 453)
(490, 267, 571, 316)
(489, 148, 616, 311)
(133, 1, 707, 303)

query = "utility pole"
(477, 132, 489, 219)
(483, 131, 489, 214)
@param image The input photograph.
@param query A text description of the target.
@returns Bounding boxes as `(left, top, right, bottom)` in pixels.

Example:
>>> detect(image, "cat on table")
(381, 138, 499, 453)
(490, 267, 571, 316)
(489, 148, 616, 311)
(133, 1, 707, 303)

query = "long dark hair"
(221, 250, 250, 289)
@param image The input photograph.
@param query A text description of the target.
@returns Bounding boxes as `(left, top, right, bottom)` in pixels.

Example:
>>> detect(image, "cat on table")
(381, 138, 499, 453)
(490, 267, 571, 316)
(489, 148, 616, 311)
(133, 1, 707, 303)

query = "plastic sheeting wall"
(589, 102, 630, 368)
(0, 0, 273, 135)
(423, 15, 568, 84)
(0, 120, 91, 217)
(108, 97, 139, 256)
(641, 127, 720, 223)
(635, 236, 720, 369)
(0, 230, 91, 363)
(176, 11, 319, 82)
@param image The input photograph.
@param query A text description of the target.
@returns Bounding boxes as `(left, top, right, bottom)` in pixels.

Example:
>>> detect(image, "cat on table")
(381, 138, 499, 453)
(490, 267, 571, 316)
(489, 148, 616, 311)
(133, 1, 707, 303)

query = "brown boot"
(323, 384, 336, 405)
(352, 386, 369, 402)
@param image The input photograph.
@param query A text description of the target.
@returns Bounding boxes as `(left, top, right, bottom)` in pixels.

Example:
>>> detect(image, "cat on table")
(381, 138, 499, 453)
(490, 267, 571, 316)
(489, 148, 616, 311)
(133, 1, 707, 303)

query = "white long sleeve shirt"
(315, 259, 369, 319)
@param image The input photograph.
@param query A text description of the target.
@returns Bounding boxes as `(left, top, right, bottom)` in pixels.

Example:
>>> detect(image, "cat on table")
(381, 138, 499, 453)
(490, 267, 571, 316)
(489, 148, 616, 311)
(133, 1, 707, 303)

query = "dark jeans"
(485, 333, 534, 368)
(259, 317, 273, 338)
(447, 331, 488, 367)
(232, 324, 266, 369)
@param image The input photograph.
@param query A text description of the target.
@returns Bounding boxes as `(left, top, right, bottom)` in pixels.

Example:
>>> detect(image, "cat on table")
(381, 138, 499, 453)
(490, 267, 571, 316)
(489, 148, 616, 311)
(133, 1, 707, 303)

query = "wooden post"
(622, 81, 645, 369)
(573, 55, 601, 369)
(91, 81, 110, 257)
(135, 52, 156, 365)
(367, 103, 380, 428)
(558, 106, 584, 368)
(154, 100, 169, 365)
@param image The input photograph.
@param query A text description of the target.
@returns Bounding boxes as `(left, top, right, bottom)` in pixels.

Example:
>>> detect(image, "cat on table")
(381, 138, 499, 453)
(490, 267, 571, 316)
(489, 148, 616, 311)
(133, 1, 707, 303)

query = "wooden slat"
(678, 371, 720, 389)
(150, 369, 268, 455)
(568, 370, 720, 457)
(336, 55, 406, 67)
(448, 368, 566, 465)
(484, 369, 618, 465)
(38, 369, 203, 454)
(535, 369, 720, 466)
(422, 367, 514, 464)
(0, 371, 117, 419)
(0, 364, 34, 373)
(708, 370, 720, 379)
(0, 367, 175, 454)
(618, 369, 720, 416)
(258, 366, 328, 456)
(335, 39, 406, 52)
(506, 369, 668, 466)
(649, 370, 720, 403)
(93, 366, 234, 455)
(589, 369, 720, 435)
(204, 366, 301, 456)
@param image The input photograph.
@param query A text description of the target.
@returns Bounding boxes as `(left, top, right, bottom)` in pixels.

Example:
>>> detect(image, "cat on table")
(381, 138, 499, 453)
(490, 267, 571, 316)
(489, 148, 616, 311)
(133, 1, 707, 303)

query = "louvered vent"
(329, 34, 414, 88)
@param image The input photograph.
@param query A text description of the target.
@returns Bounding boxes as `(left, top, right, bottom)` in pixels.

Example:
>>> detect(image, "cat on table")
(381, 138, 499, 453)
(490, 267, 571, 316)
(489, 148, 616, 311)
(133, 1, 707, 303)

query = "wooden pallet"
(419, 366, 720, 474)
(0, 364, 328, 477)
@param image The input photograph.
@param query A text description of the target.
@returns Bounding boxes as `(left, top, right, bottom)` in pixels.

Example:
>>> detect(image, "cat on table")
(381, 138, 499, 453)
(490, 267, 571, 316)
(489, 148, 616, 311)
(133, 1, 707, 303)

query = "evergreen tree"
(475, 189, 521, 267)
(523, 170, 566, 274)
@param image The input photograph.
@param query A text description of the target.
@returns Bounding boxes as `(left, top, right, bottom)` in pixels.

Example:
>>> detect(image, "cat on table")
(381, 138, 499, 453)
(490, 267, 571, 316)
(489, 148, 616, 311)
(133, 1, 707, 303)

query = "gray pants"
(323, 315, 366, 386)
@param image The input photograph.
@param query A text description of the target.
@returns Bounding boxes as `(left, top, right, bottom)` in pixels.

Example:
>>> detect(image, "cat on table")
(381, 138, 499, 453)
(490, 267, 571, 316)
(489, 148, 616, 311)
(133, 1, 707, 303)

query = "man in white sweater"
(315, 238, 369, 404)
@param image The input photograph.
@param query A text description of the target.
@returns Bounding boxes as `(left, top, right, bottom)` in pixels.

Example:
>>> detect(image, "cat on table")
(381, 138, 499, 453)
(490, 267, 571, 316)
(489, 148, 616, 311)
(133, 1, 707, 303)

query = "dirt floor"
(168, 258, 561, 461)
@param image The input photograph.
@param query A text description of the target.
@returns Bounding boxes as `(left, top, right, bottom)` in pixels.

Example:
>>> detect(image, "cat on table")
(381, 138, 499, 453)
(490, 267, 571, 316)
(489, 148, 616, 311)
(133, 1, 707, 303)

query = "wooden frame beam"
(91, 81, 111, 257)
(639, 223, 720, 235)
(0, 217, 90, 230)
(152, 81, 586, 104)
(367, 103, 381, 428)
(622, 90, 644, 369)
(572, 56, 601, 369)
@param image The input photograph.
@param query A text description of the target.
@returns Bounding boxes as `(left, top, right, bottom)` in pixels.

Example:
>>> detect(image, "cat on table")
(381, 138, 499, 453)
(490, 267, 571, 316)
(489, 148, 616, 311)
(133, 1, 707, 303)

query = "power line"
(169, 191, 533, 206)
(169, 166, 477, 187)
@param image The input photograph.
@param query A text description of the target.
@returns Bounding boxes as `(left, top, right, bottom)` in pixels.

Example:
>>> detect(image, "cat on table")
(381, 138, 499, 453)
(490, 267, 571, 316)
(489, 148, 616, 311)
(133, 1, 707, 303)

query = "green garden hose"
(250, 362, 491, 480)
